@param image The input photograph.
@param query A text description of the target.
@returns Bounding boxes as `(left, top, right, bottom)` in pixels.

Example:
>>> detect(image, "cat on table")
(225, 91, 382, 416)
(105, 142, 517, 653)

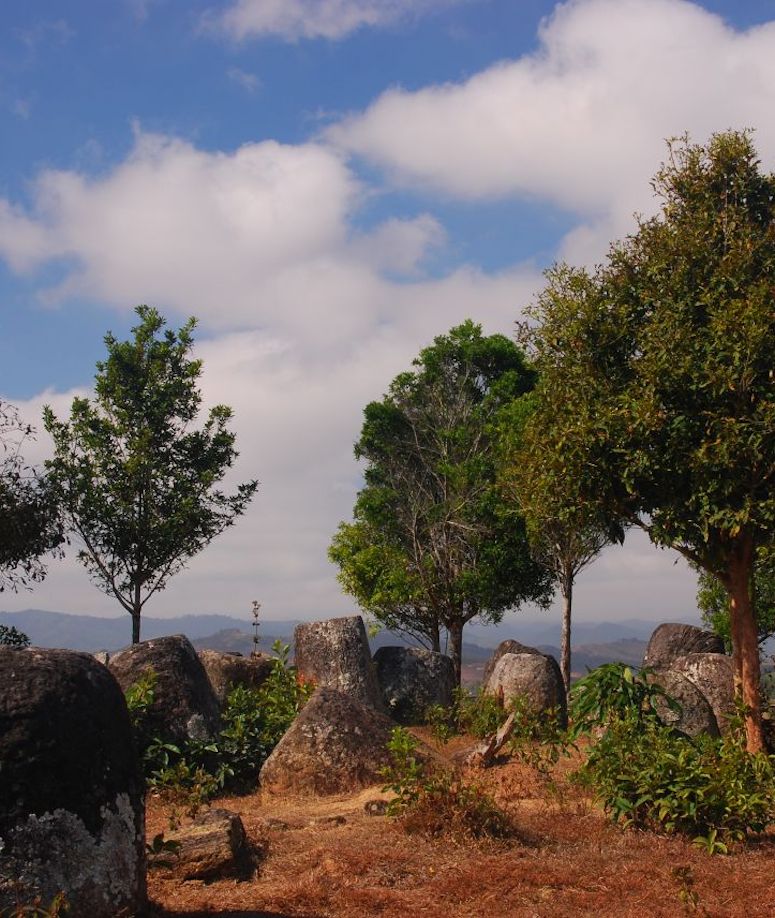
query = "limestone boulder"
(646, 669, 720, 738)
(482, 639, 547, 687)
(109, 634, 220, 743)
(0, 647, 145, 917)
(198, 649, 275, 706)
(484, 652, 567, 727)
(671, 652, 735, 735)
(259, 687, 397, 796)
(294, 616, 384, 711)
(642, 623, 724, 670)
(373, 646, 455, 724)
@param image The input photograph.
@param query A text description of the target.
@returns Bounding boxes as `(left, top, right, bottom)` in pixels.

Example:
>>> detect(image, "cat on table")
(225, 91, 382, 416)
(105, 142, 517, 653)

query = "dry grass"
(147, 737, 775, 918)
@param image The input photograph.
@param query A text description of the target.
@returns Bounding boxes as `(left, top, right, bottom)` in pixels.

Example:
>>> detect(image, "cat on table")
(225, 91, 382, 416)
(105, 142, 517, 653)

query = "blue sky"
(1, 0, 774, 625)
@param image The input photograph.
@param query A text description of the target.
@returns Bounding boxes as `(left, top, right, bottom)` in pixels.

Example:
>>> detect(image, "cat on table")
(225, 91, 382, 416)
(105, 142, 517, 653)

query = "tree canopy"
(518, 132, 775, 751)
(44, 306, 258, 643)
(499, 393, 613, 691)
(329, 320, 553, 684)
(0, 401, 63, 593)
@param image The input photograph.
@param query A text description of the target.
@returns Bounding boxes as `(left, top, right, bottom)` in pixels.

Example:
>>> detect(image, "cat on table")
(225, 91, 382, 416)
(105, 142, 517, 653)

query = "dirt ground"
(147, 733, 775, 918)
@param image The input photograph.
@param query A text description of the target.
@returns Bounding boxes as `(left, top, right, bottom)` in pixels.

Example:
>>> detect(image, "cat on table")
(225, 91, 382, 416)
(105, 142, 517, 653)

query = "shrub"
(0, 625, 30, 647)
(578, 712, 775, 853)
(426, 687, 509, 744)
(126, 640, 312, 803)
(380, 727, 515, 842)
(568, 662, 679, 737)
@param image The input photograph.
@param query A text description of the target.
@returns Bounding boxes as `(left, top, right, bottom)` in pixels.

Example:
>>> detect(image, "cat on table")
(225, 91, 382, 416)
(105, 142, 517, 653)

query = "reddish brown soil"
(147, 733, 775, 917)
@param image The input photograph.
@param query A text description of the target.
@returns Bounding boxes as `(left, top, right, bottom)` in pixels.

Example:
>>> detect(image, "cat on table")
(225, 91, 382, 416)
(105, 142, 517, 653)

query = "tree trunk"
(131, 587, 142, 644)
(560, 579, 572, 695)
(447, 620, 464, 688)
(131, 611, 141, 644)
(724, 540, 765, 754)
(430, 631, 441, 653)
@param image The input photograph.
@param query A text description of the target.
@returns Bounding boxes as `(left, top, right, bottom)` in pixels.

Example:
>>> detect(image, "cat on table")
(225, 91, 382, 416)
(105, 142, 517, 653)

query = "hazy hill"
(2, 609, 650, 681)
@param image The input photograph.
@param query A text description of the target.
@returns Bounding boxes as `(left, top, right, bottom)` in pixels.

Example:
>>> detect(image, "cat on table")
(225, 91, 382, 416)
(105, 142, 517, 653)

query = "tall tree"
(520, 133, 775, 752)
(500, 395, 612, 692)
(0, 401, 63, 592)
(696, 545, 775, 651)
(330, 321, 553, 685)
(44, 306, 258, 643)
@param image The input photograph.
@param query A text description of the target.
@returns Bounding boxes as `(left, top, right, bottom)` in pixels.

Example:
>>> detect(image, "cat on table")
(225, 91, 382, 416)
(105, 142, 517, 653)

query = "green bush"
(426, 687, 509, 744)
(126, 641, 312, 802)
(568, 662, 679, 737)
(579, 714, 775, 852)
(0, 625, 30, 647)
(380, 727, 515, 842)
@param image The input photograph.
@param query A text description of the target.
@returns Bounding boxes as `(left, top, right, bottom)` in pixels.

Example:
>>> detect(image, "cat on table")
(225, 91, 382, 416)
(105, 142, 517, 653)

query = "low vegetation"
(127, 641, 312, 820)
(380, 727, 516, 842)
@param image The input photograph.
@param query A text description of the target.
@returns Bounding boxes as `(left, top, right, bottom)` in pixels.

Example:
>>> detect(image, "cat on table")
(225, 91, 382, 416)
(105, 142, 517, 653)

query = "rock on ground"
(642, 623, 724, 670)
(259, 687, 397, 796)
(0, 647, 145, 917)
(162, 809, 256, 880)
(198, 649, 275, 706)
(671, 652, 736, 735)
(294, 616, 384, 711)
(482, 639, 547, 687)
(373, 646, 455, 724)
(646, 669, 720, 738)
(484, 650, 567, 727)
(109, 634, 221, 743)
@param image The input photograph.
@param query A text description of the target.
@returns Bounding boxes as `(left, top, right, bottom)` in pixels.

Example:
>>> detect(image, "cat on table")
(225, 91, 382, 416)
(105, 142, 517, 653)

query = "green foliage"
(0, 401, 63, 594)
(0, 625, 30, 647)
(126, 641, 312, 807)
(568, 663, 680, 738)
(426, 687, 508, 744)
(578, 714, 775, 852)
(380, 727, 514, 842)
(381, 727, 427, 814)
(505, 695, 569, 776)
(43, 306, 258, 643)
(330, 321, 552, 682)
(145, 832, 181, 870)
(696, 546, 775, 650)
(519, 132, 775, 748)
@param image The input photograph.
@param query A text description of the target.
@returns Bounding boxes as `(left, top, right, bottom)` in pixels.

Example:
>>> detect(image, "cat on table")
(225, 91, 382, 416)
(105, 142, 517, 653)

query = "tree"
(0, 624, 31, 647)
(0, 401, 63, 592)
(329, 321, 553, 685)
(696, 545, 775, 651)
(499, 395, 612, 692)
(44, 306, 258, 644)
(519, 133, 775, 752)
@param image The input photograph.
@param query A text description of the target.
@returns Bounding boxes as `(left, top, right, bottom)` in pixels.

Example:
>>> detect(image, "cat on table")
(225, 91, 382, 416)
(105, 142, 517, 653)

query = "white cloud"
(329, 0, 775, 262)
(208, 0, 463, 42)
(227, 67, 261, 93)
(0, 128, 541, 620)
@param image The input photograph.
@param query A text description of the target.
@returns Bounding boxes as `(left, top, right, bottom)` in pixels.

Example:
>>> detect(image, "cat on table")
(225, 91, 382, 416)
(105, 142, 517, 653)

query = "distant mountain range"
(1, 608, 658, 676)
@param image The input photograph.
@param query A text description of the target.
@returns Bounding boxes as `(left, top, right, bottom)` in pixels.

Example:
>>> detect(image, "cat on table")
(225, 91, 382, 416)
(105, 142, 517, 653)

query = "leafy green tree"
(499, 394, 613, 692)
(0, 624, 31, 647)
(519, 132, 775, 752)
(0, 400, 63, 592)
(330, 321, 553, 685)
(696, 546, 775, 651)
(44, 306, 258, 644)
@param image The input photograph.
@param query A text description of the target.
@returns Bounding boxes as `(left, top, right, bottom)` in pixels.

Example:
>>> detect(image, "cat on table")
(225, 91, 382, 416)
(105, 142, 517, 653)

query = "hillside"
(1, 608, 652, 675)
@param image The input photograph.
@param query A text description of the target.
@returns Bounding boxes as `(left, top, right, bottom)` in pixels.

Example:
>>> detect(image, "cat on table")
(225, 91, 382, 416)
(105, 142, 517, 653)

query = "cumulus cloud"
(0, 127, 542, 619)
(329, 0, 775, 262)
(208, 0, 463, 42)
